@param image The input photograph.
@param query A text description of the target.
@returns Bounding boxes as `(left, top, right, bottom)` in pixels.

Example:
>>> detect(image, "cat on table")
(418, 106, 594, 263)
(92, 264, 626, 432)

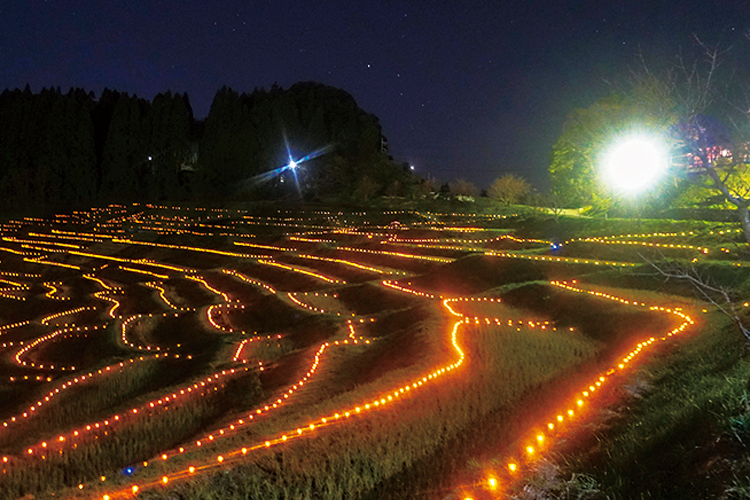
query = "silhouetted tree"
(450, 178, 478, 197)
(489, 174, 531, 205)
(197, 87, 256, 197)
(143, 92, 193, 199)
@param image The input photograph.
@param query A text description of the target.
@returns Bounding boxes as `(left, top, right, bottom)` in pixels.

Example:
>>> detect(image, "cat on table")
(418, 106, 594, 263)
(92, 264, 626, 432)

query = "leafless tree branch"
(639, 252, 750, 343)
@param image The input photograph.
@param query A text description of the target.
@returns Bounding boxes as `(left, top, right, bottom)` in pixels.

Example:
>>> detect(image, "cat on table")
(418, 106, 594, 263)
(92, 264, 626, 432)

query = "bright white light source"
(603, 135, 667, 195)
(288, 159, 298, 170)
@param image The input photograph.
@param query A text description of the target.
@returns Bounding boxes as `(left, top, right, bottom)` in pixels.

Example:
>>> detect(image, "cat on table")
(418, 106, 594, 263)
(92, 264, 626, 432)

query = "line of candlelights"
(455, 280, 696, 498)
(95, 284, 468, 499)
(83, 273, 114, 290)
(239, 216, 335, 231)
(287, 292, 347, 317)
(0, 288, 27, 301)
(119, 266, 170, 280)
(485, 250, 638, 267)
(111, 238, 257, 260)
(95, 334, 386, 499)
(142, 281, 194, 311)
(0, 245, 35, 256)
(296, 253, 394, 275)
(3, 360, 234, 463)
(43, 281, 70, 301)
(20, 243, 71, 254)
(287, 236, 334, 244)
(69, 249, 197, 274)
(336, 246, 454, 263)
(415, 210, 515, 221)
(0, 319, 31, 334)
(258, 259, 346, 284)
(51, 228, 116, 240)
(40, 305, 97, 326)
(0, 270, 41, 278)
(389, 241, 484, 252)
(28, 231, 106, 244)
(565, 229, 721, 243)
(382, 280, 436, 299)
(565, 236, 709, 254)
(221, 269, 277, 294)
(232, 334, 283, 362)
(206, 303, 246, 333)
(2, 235, 83, 249)
(233, 240, 297, 252)
(119, 312, 191, 352)
(387, 233, 550, 247)
(0, 357, 154, 436)
(387, 235, 504, 244)
(93, 289, 123, 318)
(0, 277, 30, 289)
(6, 374, 52, 383)
(15, 324, 106, 371)
(23, 257, 81, 270)
(441, 297, 574, 332)
(185, 274, 234, 302)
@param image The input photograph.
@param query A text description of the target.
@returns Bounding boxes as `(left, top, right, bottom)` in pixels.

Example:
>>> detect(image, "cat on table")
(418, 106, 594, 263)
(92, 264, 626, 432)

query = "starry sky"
(1, 1, 749, 190)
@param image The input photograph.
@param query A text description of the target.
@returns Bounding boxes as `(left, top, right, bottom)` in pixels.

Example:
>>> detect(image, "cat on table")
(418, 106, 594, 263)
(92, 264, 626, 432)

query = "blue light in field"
(288, 159, 298, 170)
(123, 467, 134, 476)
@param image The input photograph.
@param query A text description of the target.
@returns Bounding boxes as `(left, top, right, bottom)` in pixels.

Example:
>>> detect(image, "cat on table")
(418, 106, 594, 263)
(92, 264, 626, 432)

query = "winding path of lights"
(453, 279, 696, 499)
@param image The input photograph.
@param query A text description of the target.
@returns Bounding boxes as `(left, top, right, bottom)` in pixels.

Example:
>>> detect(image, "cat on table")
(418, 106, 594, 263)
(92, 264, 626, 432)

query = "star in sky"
(0, 1, 747, 189)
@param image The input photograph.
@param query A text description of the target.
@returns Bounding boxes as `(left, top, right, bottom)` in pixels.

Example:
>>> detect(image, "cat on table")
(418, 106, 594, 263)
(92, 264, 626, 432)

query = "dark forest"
(0, 82, 415, 213)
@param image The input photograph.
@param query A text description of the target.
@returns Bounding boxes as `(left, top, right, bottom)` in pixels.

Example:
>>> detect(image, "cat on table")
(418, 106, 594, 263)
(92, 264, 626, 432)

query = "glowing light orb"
(288, 159, 298, 170)
(602, 135, 667, 195)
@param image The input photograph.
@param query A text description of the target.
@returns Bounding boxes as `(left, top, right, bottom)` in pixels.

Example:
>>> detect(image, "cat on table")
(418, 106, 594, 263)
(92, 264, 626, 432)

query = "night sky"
(2, 1, 749, 190)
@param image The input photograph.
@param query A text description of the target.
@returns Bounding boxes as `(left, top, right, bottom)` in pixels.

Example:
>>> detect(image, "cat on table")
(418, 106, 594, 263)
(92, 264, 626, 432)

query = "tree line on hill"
(0, 82, 416, 213)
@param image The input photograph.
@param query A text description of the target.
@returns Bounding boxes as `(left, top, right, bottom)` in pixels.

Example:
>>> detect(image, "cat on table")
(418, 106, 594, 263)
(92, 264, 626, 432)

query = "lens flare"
(602, 135, 667, 195)
(243, 142, 334, 194)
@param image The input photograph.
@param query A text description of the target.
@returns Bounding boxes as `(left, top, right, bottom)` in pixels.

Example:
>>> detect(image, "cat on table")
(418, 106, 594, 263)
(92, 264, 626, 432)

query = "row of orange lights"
(1, 357, 154, 437)
(5, 362, 239, 463)
(142, 281, 194, 311)
(43, 281, 70, 301)
(95, 280, 466, 498)
(258, 259, 346, 284)
(337, 246, 454, 263)
(14, 324, 106, 371)
(40, 305, 97, 326)
(486, 250, 638, 267)
(456, 280, 696, 497)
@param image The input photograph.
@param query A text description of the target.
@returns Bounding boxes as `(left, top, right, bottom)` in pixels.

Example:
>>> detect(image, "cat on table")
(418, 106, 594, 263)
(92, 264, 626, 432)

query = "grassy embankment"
(509, 309, 750, 500)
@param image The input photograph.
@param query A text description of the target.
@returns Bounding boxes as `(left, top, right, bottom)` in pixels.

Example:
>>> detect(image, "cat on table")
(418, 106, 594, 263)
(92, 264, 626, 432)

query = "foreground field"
(0, 203, 747, 499)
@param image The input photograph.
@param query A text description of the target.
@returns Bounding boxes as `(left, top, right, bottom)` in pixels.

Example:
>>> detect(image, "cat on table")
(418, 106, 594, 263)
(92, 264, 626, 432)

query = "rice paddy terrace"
(0, 204, 745, 499)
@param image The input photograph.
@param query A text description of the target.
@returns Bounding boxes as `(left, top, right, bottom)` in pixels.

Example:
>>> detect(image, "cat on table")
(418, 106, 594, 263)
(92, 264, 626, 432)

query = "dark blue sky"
(1, 1, 748, 190)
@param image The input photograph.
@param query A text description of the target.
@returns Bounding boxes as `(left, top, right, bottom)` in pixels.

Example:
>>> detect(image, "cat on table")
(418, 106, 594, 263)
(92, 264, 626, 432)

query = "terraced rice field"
(0, 204, 743, 499)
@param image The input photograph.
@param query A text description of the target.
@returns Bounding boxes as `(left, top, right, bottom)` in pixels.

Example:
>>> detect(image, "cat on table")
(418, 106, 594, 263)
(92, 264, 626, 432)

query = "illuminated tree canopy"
(548, 38, 750, 240)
